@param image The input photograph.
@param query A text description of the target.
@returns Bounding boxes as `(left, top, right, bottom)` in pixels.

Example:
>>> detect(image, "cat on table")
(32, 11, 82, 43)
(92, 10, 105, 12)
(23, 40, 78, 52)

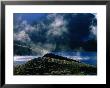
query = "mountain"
(43, 53, 81, 63)
(14, 40, 38, 55)
(14, 53, 97, 75)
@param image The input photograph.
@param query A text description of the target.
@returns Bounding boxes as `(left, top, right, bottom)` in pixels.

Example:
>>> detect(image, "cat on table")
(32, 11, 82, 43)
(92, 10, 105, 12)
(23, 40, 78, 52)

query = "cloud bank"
(14, 13, 97, 55)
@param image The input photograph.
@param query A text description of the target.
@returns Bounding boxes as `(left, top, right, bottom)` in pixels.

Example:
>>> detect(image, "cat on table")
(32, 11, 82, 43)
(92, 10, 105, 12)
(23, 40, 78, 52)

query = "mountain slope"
(14, 53, 97, 75)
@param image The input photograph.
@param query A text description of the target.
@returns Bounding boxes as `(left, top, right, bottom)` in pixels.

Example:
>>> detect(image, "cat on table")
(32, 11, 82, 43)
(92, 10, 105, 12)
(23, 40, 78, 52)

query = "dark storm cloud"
(14, 13, 97, 55)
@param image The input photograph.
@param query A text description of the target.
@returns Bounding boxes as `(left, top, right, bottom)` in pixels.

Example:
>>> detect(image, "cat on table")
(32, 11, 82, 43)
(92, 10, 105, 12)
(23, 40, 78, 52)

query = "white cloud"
(52, 18, 63, 27)
(47, 14, 68, 36)
(71, 56, 90, 61)
(21, 20, 27, 26)
(47, 13, 57, 20)
(89, 13, 97, 39)
(14, 15, 52, 55)
(14, 56, 39, 61)
(73, 52, 90, 60)
(17, 14, 22, 21)
(25, 25, 36, 33)
(90, 25, 97, 36)
(14, 30, 30, 42)
(92, 13, 97, 19)
(14, 15, 38, 42)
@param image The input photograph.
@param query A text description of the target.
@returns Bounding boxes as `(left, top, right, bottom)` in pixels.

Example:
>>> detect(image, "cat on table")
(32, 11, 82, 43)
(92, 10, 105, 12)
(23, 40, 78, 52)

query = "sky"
(14, 13, 97, 56)
(14, 13, 46, 24)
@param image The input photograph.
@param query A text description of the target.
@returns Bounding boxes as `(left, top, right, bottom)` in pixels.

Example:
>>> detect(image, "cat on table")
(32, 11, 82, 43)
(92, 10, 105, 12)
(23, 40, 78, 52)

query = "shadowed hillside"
(14, 53, 97, 75)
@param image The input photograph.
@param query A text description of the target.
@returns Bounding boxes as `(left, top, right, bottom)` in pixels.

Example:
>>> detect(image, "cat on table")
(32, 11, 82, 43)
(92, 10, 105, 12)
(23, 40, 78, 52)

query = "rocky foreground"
(14, 53, 97, 75)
